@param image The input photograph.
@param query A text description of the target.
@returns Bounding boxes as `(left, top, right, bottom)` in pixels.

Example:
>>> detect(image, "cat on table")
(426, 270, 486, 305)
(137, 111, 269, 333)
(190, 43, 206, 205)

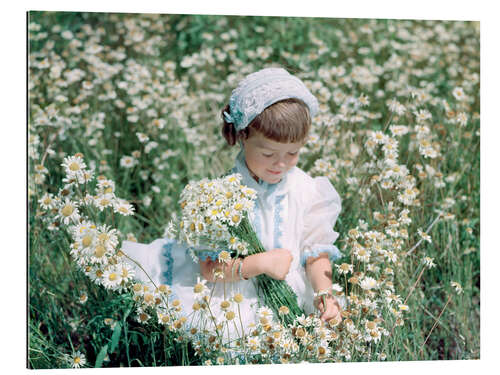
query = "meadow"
(28, 11, 480, 368)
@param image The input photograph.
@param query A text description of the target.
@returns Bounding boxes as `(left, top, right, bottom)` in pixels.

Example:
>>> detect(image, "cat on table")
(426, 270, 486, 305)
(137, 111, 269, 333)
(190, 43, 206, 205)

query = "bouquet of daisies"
(168, 173, 304, 326)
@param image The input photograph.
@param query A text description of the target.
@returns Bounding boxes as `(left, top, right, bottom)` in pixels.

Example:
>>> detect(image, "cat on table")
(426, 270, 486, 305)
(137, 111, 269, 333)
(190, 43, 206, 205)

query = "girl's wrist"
(240, 253, 266, 279)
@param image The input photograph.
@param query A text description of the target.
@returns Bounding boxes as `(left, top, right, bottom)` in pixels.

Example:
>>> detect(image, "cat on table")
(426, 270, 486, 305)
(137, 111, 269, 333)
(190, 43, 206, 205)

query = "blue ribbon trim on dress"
(300, 245, 342, 267)
(161, 238, 176, 286)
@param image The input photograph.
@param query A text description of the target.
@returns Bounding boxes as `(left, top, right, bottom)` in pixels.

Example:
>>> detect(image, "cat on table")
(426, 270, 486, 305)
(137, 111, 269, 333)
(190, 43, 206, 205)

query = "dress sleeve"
(300, 176, 342, 267)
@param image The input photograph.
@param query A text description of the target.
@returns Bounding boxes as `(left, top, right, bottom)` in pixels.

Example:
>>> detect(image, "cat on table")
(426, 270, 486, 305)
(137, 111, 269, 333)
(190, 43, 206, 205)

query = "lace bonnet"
(223, 67, 319, 131)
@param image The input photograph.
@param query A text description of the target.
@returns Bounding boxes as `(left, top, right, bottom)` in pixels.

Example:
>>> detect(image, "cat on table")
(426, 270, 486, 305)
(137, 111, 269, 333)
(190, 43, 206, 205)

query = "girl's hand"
(260, 248, 293, 280)
(315, 294, 342, 324)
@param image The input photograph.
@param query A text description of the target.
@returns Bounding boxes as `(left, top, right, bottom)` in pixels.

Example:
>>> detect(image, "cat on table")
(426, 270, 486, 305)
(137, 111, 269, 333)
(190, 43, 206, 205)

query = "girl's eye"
(288, 152, 298, 156)
(262, 153, 273, 158)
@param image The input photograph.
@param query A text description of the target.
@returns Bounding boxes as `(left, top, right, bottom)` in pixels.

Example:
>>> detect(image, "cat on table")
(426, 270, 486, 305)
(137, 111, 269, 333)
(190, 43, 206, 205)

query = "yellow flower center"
(74, 357, 81, 364)
(279, 306, 290, 315)
(144, 293, 154, 303)
(69, 162, 80, 171)
(225, 311, 235, 320)
(94, 245, 106, 258)
(172, 299, 180, 307)
(295, 328, 305, 337)
(220, 300, 230, 309)
(233, 293, 243, 303)
(104, 187, 113, 194)
(234, 203, 243, 210)
(194, 283, 204, 293)
(99, 198, 110, 207)
(108, 273, 117, 281)
(61, 204, 74, 217)
(226, 192, 233, 199)
(133, 283, 142, 292)
(43, 197, 51, 205)
(82, 235, 92, 247)
(232, 215, 240, 223)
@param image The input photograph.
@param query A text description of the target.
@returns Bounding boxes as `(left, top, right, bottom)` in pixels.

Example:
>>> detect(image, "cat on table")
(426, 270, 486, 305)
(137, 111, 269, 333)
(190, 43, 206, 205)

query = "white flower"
(102, 267, 123, 290)
(114, 198, 135, 216)
(418, 229, 432, 243)
(451, 281, 463, 294)
(413, 109, 432, 123)
(57, 198, 80, 225)
(136, 132, 149, 143)
(38, 192, 56, 210)
(70, 351, 87, 368)
(61, 155, 87, 181)
(456, 112, 468, 127)
(360, 276, 378, 290)
(120, 155, 138, 168)
(452, 87, 466, 101)
(422, 256, 436, 268)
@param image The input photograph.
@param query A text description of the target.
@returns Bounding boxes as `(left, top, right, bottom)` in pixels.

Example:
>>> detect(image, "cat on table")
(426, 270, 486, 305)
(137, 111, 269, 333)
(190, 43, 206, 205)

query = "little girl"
(123, 67, 342, 337)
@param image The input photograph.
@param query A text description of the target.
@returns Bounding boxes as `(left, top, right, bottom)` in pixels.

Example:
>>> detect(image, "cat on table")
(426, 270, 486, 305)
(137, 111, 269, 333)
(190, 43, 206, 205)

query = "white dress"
(122, 149, 342, 338)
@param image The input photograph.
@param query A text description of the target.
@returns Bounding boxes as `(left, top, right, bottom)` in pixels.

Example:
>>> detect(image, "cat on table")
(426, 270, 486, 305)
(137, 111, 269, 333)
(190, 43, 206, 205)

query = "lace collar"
(233, 148, 290, 200)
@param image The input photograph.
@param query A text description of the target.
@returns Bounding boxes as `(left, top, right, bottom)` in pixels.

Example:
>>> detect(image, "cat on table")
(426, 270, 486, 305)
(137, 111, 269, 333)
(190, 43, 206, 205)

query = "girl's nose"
(275, 159, 286, 168)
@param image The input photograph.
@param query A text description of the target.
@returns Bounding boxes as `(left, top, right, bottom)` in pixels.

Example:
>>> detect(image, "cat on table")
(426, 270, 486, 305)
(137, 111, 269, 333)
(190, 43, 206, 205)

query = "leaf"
(94, 344, 108, 368)
(109, 322, 122, 353)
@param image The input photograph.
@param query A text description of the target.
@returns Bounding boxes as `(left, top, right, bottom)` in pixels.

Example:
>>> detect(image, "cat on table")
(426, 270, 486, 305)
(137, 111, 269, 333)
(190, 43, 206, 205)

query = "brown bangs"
(246, 98, 311, 143)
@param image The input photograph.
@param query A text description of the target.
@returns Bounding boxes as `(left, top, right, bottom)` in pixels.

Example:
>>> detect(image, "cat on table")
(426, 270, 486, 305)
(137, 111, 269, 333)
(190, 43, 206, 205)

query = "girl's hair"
(221, 98, 311, 145)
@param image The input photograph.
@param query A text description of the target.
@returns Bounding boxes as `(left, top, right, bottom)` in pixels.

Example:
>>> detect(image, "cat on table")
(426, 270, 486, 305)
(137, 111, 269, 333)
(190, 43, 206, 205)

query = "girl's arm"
(200, 248, 293, 282)
(305, 252, 342, 322)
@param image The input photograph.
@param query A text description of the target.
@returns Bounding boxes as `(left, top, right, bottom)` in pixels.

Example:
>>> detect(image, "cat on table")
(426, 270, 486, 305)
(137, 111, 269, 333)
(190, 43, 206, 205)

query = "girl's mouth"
(267, 170, 282, 175)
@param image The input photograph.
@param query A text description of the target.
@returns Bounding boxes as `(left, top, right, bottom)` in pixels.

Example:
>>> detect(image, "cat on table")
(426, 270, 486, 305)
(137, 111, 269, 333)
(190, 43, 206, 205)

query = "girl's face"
(242, 130, 305, 184)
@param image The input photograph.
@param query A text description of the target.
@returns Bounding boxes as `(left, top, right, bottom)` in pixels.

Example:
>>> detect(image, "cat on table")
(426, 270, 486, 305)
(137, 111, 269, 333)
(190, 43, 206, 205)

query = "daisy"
(452, 87, 466, 101)
(70, 351, 87, 368)
(334, 263, 352, 277)
(78, 292, 88, 304)
(257, 306, 274, 321)
(450, 281, 463, 294)
(101, 267, 122, 290)
(94, 193, 115, 212)
(119, 263, 135, 284)
(418, 229, 432, 243)
(56, 198, 80, 225)
(136, 132, 149, 143)
(422, 256, 436, 268)
(120, 155, 138, 168)
(456, 112, 468, 127)
(193, 276, 209, 296)
(413, 109, 432, 123)
(38, 192, 56, 210)
(61, 155, 86, 178)
(371, 131, 387, 144)
(360, 276, 378, 290)
(114, 199, 135, 216)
